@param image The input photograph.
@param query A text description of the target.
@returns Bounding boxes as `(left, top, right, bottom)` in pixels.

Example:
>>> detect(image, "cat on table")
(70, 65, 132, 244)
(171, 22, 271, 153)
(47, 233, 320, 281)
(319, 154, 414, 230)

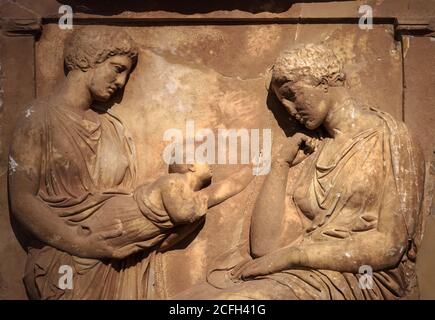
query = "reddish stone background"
(0, 0, 434, 299)
(403, 36, 435, 299)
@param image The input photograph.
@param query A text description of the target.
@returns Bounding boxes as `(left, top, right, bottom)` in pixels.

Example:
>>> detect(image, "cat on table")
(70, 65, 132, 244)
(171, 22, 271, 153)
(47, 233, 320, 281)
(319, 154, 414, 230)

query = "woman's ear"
(318, 78, 329, 93)
(188, 164, 196, 172)
(330, 72, 345, 87)
(79, 68, 92, 89)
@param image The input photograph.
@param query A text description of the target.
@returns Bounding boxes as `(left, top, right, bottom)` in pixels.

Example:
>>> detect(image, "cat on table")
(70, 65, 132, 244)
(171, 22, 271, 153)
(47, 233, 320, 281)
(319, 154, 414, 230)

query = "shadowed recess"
(56, 0, 353, 15)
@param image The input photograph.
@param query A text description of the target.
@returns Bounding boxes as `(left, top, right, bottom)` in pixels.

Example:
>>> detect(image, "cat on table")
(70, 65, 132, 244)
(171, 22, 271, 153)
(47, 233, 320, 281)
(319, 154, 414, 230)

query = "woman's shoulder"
(9, 99, 50, 162)
(364, 107, 422, 150)
(13, 98, 49, 134)
(363, 106, 405, 131)
(362, 106, 425, 184)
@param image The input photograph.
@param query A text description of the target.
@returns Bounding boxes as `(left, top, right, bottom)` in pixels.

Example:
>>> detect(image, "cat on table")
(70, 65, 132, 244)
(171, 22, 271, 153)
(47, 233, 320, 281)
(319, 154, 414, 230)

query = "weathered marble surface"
(0, 0, 434, 299)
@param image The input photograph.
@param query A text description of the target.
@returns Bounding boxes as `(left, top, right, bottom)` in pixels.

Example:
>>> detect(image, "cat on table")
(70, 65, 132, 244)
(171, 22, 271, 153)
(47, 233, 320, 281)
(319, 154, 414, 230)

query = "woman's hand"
(275, 133, 315, 167)
(231, 247, 300, 280)
(74, 219, 126, 259)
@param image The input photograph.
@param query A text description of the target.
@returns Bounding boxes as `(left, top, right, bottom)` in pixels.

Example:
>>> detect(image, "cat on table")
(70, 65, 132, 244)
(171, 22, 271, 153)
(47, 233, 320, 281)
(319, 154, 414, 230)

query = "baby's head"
(168, 162, 213, 183)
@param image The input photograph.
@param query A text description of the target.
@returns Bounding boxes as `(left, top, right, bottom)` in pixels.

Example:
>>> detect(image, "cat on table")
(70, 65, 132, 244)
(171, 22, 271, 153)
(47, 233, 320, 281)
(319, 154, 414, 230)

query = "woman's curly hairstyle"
(64, 26, 138, 73)
(272, 43, 345, 87)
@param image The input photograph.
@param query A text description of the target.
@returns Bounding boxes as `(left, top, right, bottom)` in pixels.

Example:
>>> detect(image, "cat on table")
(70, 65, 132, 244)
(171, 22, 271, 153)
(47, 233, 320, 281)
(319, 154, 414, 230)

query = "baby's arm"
(161, 179, 208, 224)
(199, 166, 254, 208)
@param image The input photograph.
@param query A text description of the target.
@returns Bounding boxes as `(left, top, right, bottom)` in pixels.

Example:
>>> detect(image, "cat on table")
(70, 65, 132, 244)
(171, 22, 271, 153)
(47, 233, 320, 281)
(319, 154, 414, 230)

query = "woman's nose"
(114, 75, 126, 88)
(281, 98, 297, 115)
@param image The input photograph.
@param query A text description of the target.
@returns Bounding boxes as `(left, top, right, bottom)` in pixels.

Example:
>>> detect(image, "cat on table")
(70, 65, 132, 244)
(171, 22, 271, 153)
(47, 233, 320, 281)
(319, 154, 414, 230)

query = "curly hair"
(272, 43, 345, 87)
(64, 26, 138, 72)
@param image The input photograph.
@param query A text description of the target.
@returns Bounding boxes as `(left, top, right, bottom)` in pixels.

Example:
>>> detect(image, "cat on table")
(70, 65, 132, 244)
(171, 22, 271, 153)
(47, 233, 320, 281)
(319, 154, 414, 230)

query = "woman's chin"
(304, 121, 320, 130)
(93, 91, 113, 102)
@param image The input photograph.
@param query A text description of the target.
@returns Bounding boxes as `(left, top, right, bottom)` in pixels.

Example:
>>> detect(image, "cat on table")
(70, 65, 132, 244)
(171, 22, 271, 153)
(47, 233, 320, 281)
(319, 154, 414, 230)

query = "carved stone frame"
(0, 0, 433, 299)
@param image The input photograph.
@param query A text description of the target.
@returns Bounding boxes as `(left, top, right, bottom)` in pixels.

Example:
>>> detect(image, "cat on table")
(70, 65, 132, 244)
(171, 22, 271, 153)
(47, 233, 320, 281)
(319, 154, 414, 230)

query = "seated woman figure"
(175, 44, 426, 300)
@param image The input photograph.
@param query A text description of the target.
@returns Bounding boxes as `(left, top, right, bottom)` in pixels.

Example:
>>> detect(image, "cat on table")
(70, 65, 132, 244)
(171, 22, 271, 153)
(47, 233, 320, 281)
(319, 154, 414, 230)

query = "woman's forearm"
(250, 162, 290, 258)
(11, 193, 85, 256)
(201, 167, 253, 208)
(280, 231, 407, 273)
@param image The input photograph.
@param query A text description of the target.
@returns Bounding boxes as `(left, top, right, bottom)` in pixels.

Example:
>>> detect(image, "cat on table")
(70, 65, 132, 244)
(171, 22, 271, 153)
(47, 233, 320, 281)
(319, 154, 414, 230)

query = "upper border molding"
(1, 0, 434, 38)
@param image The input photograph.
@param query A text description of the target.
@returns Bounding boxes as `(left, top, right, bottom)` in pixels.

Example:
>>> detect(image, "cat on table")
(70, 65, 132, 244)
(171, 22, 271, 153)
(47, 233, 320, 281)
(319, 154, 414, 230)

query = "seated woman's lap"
(173, 279, 298, 300)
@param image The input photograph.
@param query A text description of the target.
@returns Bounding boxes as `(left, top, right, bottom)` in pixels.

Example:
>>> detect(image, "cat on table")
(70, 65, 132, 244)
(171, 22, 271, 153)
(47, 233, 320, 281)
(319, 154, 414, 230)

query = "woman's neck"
(323, 93, 362, 138)
(53, 71, 92, 115)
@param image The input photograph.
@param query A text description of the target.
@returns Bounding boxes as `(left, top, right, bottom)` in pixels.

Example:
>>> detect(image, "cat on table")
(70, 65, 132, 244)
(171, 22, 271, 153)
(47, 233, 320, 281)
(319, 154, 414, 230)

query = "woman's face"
(272, 77, 331, 130)
(87, 55, 134, 102)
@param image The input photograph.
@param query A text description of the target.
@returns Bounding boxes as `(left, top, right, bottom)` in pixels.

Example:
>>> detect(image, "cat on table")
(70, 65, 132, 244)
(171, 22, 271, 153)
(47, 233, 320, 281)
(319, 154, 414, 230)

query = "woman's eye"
(114, 66, 125, 73)
(282, 90, 296, 101)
